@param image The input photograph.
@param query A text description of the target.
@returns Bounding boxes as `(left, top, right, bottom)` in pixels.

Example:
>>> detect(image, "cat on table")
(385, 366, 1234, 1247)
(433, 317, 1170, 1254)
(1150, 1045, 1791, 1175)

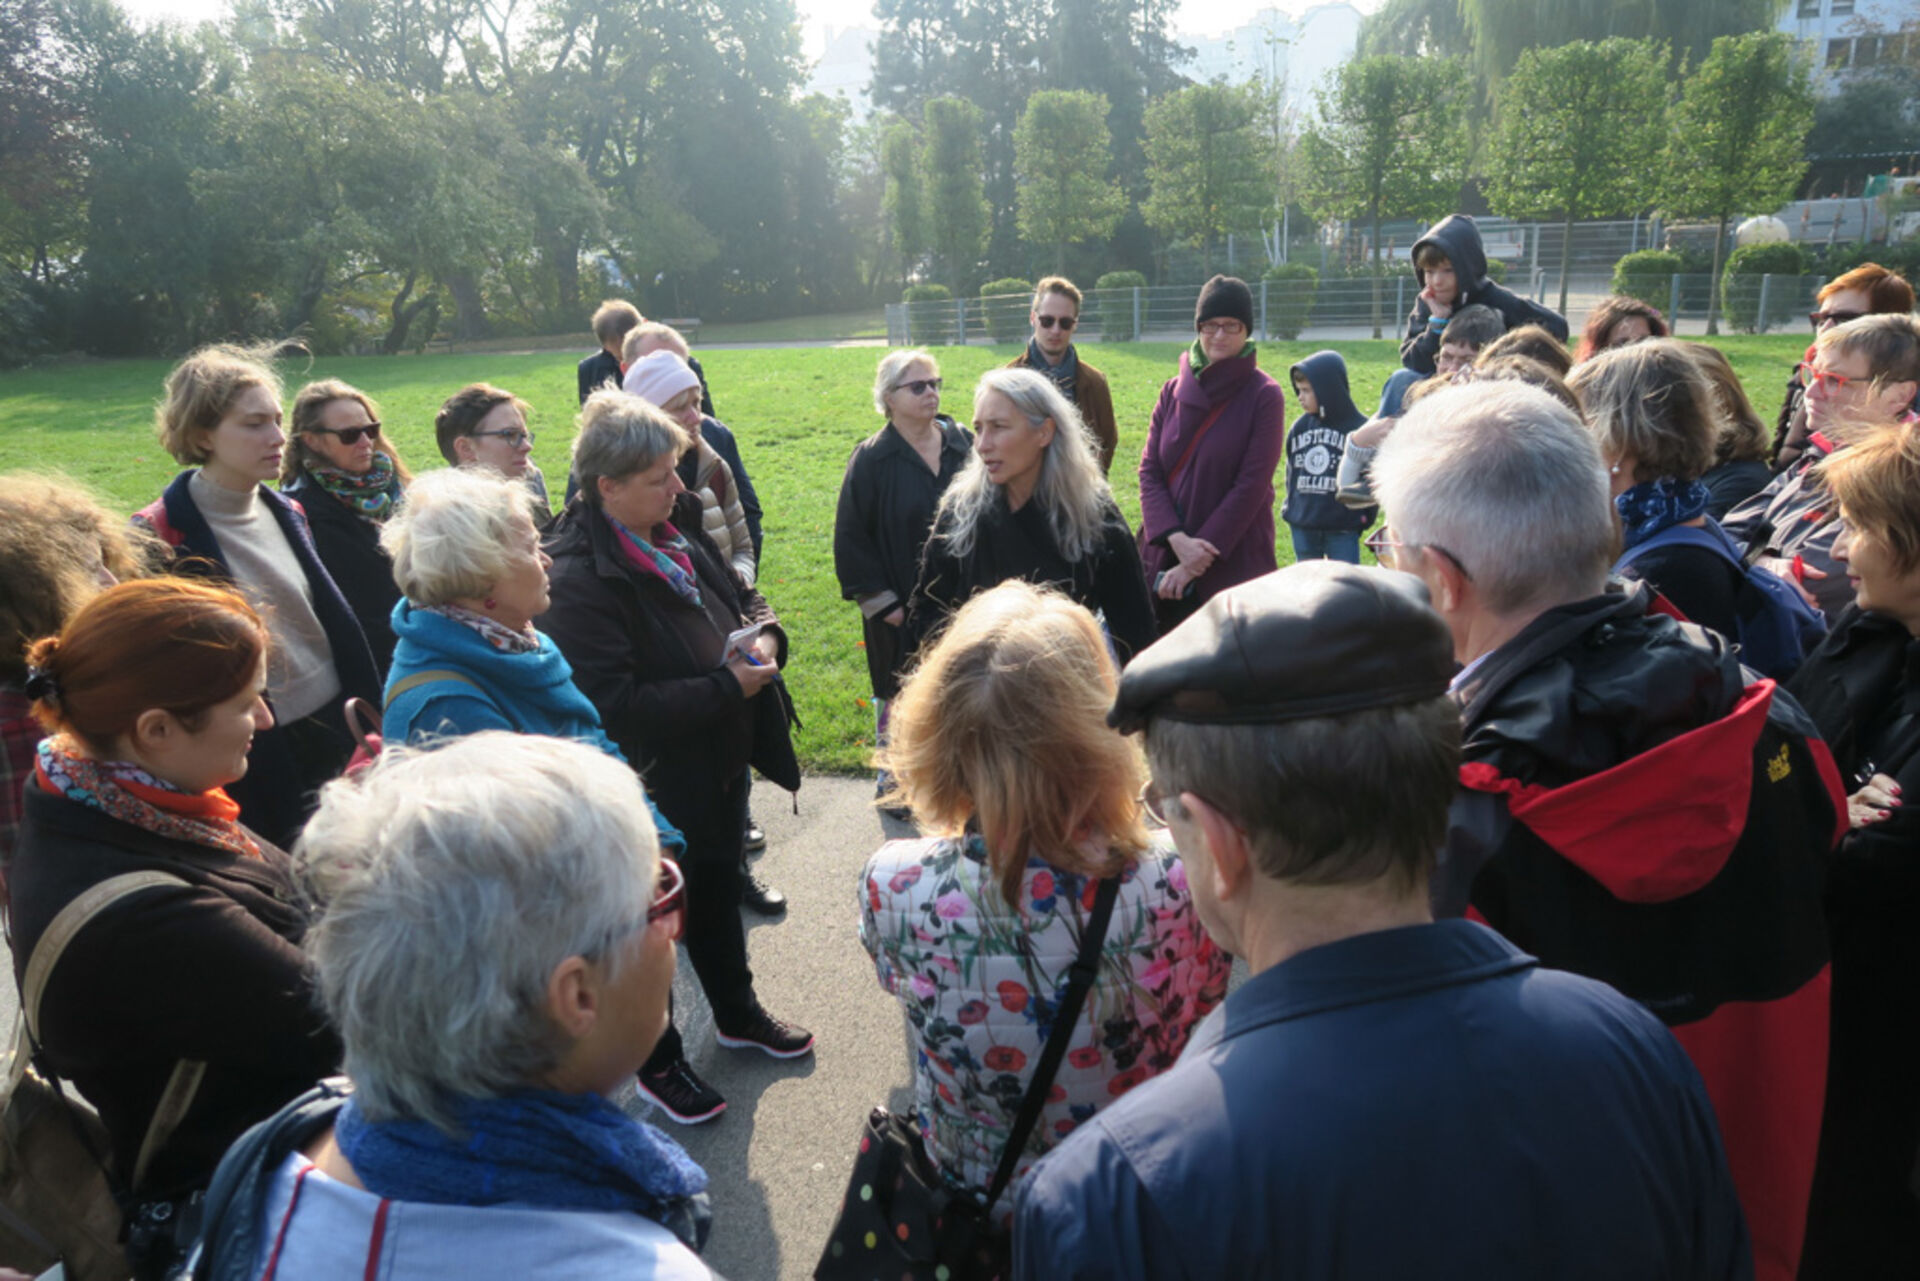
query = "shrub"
(0, 274, 46, 369)
(1722, 241, 1810, 333)
(1483, 258, 1508, 284)
(1093, 270, 1146, 341)
(1611, 250, 1683, 311)
(979, 277, 1033, 344)
(903, 283, 957, 345)
(1261, 263, 1319, 340)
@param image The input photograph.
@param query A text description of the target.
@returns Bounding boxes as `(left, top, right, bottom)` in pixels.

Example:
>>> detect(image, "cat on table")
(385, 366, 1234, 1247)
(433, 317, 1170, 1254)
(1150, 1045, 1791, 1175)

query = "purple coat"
(1137, 349, 1286, 600)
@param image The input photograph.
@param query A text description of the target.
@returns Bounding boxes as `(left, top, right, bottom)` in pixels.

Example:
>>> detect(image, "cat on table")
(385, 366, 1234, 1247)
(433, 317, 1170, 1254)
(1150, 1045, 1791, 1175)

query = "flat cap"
(1109, 561, 1455, 733)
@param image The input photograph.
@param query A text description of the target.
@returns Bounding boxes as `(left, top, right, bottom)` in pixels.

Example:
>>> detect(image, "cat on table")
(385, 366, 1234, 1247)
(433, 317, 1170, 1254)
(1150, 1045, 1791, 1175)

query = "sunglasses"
(471, 428, 535, 447)
(1797, 362, 1857, 394)
(1364, 526, 1474, 581)
(899, 378, 943, 396)
(312, 421, 381, 445)
(1809, 309, 1866, 330)
(1036, 315, 1077, 330)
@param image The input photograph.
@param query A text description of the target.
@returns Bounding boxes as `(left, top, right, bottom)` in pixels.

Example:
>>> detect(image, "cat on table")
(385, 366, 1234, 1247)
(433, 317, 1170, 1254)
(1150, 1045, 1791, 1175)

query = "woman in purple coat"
(1137, 276, 1287, 631)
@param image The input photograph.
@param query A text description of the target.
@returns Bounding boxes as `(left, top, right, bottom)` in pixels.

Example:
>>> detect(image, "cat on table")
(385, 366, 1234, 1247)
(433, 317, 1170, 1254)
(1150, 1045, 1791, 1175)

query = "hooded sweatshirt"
(1282, 351, 1373, 532)
(1400, 215, 1569, 375)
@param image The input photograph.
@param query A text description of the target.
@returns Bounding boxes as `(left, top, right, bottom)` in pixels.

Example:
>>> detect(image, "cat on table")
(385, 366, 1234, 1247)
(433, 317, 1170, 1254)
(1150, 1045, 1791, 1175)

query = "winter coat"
(1445, 583, 1841, 1281)
(1701, 459, 1772, 520)
(1786, 606, 1920, 1278)
(1005, 349, 1120, 475)
(1721, 433, 1854, 618)
(8, 787, 341, 1200)
(832, 416, 973, 700)
(279, 467, 402, 674)
(677, 436, 755, 586)
(1399, 215, 1569, 375)
(1136, 348, 1286, 603)
(1281, 351, 1373, 532)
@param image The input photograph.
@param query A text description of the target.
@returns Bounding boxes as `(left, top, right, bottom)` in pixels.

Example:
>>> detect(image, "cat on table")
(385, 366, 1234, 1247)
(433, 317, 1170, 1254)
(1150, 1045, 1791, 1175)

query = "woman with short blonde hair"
(862, 580, 1228, 1214)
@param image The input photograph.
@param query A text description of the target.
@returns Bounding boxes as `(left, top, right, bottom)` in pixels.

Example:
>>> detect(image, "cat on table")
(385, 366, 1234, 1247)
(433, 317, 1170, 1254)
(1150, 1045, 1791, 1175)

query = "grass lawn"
(0, 334, 1808, 772)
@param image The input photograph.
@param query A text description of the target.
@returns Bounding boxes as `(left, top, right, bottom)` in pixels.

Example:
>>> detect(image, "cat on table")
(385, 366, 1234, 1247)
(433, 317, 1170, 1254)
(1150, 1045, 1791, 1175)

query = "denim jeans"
(1288, 524, 1361, 564)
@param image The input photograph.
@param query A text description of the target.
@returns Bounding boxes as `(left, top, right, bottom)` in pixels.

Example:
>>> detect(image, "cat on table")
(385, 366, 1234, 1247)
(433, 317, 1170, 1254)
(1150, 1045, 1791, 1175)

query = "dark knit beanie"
(1194, 275, 1254, 331)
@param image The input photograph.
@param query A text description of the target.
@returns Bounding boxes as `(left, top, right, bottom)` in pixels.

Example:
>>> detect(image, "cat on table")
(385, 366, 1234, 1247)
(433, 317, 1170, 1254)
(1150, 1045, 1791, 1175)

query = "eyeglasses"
(648, 858, 685, 941)
(1139, 780, 1179, 827)
(1809, 309, 1866, 331)
(471, 428, 535, 447)
(1364, 525, 1474, 581)
(898, 378, 943, 396)
(1197, 320, 1246, 338)
(1036, 315, 1077, 330)
(1798, 362, 1857, 394)
(312, 422, 381, 445)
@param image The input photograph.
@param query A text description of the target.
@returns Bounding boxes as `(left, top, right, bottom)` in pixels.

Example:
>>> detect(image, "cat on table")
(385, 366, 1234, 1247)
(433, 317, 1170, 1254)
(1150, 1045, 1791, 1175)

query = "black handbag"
(814, 876, 1120, 1281)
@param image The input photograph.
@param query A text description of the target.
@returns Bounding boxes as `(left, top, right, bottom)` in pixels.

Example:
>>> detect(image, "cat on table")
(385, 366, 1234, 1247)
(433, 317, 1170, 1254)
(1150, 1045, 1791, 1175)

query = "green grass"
(0, 335, 1810, 771)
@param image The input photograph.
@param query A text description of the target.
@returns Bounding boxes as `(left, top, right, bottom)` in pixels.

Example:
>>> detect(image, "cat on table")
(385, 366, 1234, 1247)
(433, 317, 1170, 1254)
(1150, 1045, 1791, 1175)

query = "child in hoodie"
(1284, 351, 1375, 563)
(1400, 214, 1569, 376)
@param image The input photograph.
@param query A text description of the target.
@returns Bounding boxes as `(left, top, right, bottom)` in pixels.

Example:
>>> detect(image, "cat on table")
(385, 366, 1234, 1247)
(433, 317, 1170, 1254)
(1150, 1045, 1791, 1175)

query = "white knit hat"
(622, 349, 701, 409)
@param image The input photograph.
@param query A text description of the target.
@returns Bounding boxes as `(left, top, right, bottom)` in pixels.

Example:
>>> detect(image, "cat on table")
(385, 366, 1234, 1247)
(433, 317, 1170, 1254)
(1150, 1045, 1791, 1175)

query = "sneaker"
(716, 1006, 815, 1059)
(743, 816, 767, 853)
(636, 1058, 727, 1125)
(742, 868, 787, 916)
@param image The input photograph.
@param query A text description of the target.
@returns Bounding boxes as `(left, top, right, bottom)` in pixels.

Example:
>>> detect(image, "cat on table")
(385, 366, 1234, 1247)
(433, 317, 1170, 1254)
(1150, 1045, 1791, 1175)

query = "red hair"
(1819, 263, 1914, 315)
(25, 579, 267, 752)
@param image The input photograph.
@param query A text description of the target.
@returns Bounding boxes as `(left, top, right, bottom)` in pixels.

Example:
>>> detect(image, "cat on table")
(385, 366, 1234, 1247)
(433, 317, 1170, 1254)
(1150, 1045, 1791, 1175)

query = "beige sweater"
(189, 470, 341, 722)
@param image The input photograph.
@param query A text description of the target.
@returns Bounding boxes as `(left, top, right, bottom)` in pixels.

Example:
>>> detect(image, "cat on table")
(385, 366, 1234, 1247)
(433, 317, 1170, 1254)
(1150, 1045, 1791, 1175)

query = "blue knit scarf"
(335, 1089, 711, 1250)
(1616, 476, 1712, 549)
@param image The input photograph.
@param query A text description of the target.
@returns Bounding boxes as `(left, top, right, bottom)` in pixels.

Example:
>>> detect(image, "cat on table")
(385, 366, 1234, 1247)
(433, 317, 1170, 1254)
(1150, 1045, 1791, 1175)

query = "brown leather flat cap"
(1109, 561, 1455, 733)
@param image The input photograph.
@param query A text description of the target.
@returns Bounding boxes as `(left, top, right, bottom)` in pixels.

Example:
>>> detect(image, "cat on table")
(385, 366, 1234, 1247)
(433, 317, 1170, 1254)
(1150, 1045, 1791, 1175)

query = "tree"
(1014, 90, 1124, 274)
(881, 119, 926, 287)
(1357, 0, 1472, 60)
(920, 97, 990, 292)
(1485, 38, 1669, 314)
(1141, 83, 1272, 276)
(1454, 0, 1782, 84)
(1298, 54, 1469, 337)
(1662, 31, 1815, 335)
(0, 0, 87, 283)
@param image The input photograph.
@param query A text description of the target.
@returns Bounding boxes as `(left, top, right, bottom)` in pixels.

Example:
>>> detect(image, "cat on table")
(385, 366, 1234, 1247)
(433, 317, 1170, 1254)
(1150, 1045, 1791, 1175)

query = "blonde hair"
(879, 581, 1148, 904)
(154, 342, 287, 465)
(620, 322, 690, 367)
(284, 379, 414, 485)
(1566, 338, 1718, 484)
(1820, 424, 1920, 575)
(381, 468, 540, 605)
(935, 369, 1109, 562)
(0, 474, 163, 681)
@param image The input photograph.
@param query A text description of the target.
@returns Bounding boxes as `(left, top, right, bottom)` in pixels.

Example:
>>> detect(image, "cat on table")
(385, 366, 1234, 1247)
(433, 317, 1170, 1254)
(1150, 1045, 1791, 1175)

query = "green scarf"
(1188, 339, 1257, 372)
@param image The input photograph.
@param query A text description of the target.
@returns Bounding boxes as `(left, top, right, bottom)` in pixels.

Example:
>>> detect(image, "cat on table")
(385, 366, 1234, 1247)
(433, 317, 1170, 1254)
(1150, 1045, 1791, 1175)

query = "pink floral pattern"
(859, 832, 1229, 1205)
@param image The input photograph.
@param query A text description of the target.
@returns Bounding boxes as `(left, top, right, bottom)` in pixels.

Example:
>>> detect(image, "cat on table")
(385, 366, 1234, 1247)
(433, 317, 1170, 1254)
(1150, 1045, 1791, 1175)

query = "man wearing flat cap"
(1369, 382, 1839, 1281)
(1012, 561, 1750, 1281)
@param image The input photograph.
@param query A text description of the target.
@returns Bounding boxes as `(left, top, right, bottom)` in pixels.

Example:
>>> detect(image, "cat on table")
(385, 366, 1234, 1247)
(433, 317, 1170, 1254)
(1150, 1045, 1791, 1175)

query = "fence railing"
(884, 272, 1827, 346)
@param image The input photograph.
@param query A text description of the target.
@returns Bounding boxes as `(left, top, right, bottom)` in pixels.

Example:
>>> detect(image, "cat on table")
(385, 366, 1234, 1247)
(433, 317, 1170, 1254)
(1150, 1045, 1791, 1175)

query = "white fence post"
(1259, 278, 1269, 340)
(1132, 287, 1141, 342)
(1669, 275, 1681, 323)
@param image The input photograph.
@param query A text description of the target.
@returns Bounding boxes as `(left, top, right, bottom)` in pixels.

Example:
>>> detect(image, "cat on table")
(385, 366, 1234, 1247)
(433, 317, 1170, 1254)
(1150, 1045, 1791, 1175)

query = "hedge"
(902, 283, 955, 345)
(1611, 250, 1683, 311)
(1261, 263, 1319, 341)
(1094, 271, 1147, 342)
(1722, 242, 1809, 333)
(978, 277, 1033, 344)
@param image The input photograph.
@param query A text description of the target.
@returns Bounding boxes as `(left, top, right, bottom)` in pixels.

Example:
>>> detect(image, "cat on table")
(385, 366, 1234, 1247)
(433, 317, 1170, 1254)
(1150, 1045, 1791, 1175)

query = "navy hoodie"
(1283, 351, 1373, 531)
(1399, 215, 1569, 375)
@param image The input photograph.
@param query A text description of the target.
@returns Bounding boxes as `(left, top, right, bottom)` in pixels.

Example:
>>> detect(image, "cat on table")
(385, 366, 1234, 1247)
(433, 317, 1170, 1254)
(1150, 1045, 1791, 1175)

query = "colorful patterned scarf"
(608, 515, 703, 608)
(34, 735, 259, 860)
(1616, 475, 1713, 549)
(307, 452, 402, 523)
(422, 603, 541, 654)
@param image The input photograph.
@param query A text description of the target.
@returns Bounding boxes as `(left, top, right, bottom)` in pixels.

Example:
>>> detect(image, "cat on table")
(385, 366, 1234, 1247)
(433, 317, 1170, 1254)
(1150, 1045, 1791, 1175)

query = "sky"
(112, 0, 1385, 58)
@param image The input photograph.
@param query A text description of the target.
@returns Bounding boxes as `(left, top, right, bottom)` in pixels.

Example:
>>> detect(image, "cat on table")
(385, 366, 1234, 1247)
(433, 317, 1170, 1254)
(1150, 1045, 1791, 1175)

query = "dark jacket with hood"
(1281, 351, 1373, 533)
(1786, 606, 1920, 1278)
(1444, 584, 1841, 1281)
(278, 466, 402, 675)
(1400, 215, 1569, 375)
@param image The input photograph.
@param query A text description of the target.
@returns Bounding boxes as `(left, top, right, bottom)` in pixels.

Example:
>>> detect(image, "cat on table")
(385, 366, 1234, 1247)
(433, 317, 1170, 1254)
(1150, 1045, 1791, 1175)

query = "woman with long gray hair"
(908, 368, 1155, 662)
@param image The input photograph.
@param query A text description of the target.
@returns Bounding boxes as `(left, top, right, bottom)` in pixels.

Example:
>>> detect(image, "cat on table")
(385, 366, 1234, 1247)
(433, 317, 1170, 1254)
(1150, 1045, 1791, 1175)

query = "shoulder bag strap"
(384, 668, 482, 710)
(1165, 402, 1232, 490)
(19, 869, 207, 1195)
(980, 875, 1122, 1211)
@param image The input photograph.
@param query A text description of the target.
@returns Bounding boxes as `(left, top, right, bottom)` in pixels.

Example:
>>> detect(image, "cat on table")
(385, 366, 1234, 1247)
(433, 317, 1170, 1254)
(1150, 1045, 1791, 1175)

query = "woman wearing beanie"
(1137, 275, 1287, 631)
(625, 351, 756, 587)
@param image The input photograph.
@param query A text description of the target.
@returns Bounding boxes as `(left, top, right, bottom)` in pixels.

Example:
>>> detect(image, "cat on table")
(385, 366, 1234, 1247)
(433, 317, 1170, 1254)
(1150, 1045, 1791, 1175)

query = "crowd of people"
(0, 216, 1916, 1280)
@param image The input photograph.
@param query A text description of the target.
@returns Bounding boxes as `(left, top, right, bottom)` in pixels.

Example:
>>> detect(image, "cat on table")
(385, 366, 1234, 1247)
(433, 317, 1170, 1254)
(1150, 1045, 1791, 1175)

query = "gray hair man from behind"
(1010, 561, 1749, 1281)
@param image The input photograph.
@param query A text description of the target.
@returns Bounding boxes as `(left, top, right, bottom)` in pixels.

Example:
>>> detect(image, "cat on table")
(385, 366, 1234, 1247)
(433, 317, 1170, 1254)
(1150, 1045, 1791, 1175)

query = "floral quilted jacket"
(859, 832, 1230, 1203)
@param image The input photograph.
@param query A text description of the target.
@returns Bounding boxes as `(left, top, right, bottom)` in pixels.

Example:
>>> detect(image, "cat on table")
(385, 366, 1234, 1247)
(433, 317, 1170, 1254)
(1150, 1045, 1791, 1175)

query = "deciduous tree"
(1014, 90, 1124, 274)
(1141, 83, 1272, 276)
(921, 97, 990, 292)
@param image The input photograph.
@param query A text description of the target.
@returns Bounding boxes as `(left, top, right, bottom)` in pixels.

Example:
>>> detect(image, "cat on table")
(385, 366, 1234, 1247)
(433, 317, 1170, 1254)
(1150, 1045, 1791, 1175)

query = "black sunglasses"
(312, 421, 381, 445)
(900, 378, 943, 395)
(1809, 309, 1865, 331)
(1036, 315, 1077, 330)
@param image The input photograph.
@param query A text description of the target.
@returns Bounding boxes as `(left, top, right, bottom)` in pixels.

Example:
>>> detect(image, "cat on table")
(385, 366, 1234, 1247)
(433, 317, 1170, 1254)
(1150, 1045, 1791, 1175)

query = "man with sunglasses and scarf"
(1369, 380, 1841, 1281)
(1006, 277, 1118, 475)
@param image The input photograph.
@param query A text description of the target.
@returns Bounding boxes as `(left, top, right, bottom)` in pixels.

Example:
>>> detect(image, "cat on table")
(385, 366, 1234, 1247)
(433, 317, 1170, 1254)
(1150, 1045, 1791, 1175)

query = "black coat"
(279, 468, 401, 674)
(8, 787, 341, 1199)
(538, 496, 799, 820)
(1787, 606, 1920, 1277)
(908, 493, 1158, 665)
(1399, 215, 1569, 375)
(833, 417, 973, 699)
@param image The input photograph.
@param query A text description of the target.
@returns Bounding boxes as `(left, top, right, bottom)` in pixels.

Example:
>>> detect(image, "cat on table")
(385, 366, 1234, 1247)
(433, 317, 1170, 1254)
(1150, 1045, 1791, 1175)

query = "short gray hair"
(296, 733, 662, 1131)
(873, 349, 937, 416)
(381, 467, 537, 606)
(1371, 382, 1614, 614)
(572, 388, 690, 504)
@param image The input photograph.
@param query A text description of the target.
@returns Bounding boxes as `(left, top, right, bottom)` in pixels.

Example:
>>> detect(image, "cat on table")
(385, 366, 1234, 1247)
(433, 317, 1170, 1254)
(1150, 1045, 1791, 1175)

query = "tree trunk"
(379, 271, 438, 355)
(446, 270, 489, 341)
(1557, 209, 1574, 317)
(1704, 213, 1730, 337)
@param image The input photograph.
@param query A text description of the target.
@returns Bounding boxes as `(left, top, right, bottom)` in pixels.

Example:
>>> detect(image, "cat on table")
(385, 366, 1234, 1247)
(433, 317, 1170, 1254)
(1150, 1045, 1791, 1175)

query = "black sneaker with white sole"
(636, 1057, 727, 1125)
(716, 1006, 815, 1059)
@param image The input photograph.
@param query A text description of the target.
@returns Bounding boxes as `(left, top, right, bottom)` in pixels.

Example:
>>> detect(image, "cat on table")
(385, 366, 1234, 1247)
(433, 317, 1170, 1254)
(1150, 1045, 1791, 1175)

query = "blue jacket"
(1282, 351, 1372, 532)
(382, 602, 683, 851)
(1013, 919, 1751, 1281)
